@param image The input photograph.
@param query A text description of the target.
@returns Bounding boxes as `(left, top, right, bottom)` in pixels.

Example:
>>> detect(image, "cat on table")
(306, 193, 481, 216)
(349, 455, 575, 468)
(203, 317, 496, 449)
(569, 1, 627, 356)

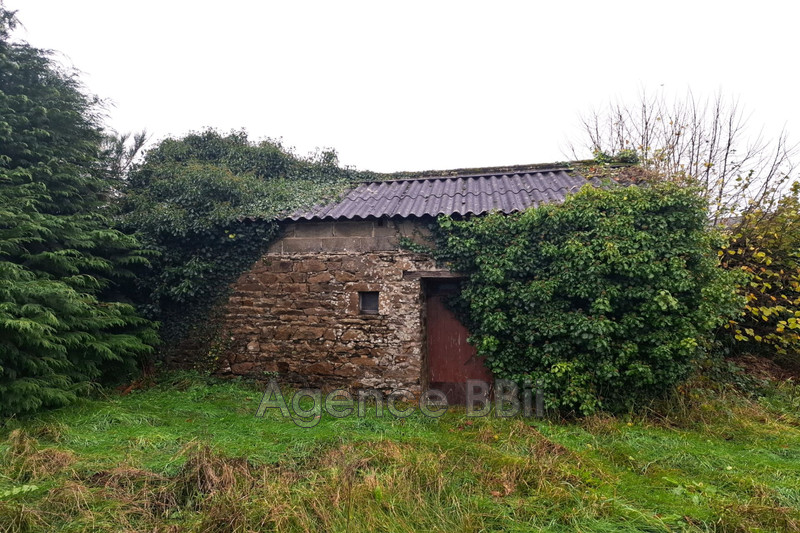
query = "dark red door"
(426, 281, 492, 404)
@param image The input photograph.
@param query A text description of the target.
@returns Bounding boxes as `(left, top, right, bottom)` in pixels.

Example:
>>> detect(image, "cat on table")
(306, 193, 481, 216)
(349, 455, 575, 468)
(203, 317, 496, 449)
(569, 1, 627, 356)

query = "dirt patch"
(729, 355, 800, 382)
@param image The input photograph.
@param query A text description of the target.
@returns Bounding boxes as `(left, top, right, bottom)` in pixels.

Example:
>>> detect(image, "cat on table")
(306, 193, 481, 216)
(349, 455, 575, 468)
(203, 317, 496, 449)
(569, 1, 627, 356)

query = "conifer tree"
(0, 7, 157, 416)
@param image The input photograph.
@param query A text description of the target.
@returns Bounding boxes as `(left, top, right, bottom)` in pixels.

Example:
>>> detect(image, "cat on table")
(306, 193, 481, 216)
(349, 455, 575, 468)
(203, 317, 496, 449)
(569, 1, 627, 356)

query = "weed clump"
(2, 430, 76, 482)
(172, 443, 253, 508)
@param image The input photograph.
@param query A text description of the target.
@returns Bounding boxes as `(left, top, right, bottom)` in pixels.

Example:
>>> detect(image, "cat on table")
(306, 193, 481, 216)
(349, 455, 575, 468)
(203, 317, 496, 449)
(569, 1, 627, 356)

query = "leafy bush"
(119, 130, 370, 346)
(0, 9, 157, 416)
(433, 183, 743, 414)
(721, 188, 800, 365)
(591, 149, 639, 165)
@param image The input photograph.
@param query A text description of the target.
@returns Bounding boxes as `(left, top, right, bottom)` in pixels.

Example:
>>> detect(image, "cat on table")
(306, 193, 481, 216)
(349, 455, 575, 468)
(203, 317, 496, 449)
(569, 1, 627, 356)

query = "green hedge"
(433, 183, 743, 414)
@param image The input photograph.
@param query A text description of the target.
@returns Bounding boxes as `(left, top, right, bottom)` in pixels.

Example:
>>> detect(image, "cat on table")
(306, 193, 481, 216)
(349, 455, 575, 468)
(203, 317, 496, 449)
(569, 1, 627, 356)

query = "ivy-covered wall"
(170, 219, 447, 393)
(428, 183, 743, 414)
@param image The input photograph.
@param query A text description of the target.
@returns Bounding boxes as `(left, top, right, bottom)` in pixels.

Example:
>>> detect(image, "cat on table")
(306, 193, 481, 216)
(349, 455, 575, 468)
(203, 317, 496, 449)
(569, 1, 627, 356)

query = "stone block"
(293, 327, 325, 340)
(293, 222, 334, 238)
(267, 260, 294, 273)
(283, 284, 308, 294)
(348, 282, 381, 292)
(333, 220, 374, 237)
(307, 272, 332, 283)
(341, 257, 369, 272)
(231, 362, 256, 373)
(305, 361, 333, 374)
(332, 364, 359, 377)
(281, 238, 325, 253)
(373, 236, 399, 251)
(308, 283, 334, 294)
(295, 259, 326, 272)
(274, 327, 293, 340)
(257, 273, 279, 284)
(237, 284, 263, 293)
(334, 271, 359, 282)
(319, 237, 371, 253)
(303, 307, 331, 316)
(341, 329, 367, 341)
(373, 219, 399, 237)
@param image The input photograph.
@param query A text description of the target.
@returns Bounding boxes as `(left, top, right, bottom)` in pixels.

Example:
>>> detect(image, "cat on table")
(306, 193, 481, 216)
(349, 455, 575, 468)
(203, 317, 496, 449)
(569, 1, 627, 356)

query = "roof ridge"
(357, 168, 575, 184)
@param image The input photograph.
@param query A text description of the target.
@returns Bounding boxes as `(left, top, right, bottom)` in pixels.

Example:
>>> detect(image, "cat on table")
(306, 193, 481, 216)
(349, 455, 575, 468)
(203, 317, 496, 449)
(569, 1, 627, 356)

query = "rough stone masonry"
(214, 218, 451, 395)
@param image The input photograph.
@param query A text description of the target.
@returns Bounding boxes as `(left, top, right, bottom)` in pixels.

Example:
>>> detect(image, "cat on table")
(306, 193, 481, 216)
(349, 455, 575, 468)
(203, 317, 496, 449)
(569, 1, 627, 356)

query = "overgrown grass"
(1, 372, 799, 532)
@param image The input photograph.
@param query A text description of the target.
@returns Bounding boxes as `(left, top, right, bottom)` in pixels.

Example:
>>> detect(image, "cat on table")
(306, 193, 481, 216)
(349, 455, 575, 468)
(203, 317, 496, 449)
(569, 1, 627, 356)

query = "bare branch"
(575, 91, 797, 220)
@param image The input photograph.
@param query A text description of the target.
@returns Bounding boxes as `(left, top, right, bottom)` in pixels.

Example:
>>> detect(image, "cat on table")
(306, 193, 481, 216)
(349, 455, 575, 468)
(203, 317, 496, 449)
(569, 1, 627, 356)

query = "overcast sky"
(5, 0, 798, 172)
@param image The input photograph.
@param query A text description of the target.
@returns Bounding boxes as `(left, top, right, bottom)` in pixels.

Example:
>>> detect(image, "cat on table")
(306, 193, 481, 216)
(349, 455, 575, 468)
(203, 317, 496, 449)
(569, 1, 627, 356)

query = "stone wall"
(213, 217, 452, 394)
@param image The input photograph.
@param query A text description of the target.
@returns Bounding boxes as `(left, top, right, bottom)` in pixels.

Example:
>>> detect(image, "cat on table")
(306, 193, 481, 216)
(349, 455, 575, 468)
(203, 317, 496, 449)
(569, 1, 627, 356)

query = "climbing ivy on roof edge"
(431, 183, 744, 414)
(119, 129, 374, 349)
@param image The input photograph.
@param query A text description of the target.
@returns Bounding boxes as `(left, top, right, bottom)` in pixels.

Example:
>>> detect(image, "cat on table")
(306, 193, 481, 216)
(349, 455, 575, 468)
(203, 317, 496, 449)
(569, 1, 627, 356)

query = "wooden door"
(426, 280, 492, 404)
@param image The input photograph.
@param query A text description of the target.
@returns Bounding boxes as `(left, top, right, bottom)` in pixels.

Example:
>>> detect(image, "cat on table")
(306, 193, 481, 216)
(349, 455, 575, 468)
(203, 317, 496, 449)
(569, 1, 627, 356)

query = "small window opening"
(376, 218, 385, 227)
(359, 291, 379, 315)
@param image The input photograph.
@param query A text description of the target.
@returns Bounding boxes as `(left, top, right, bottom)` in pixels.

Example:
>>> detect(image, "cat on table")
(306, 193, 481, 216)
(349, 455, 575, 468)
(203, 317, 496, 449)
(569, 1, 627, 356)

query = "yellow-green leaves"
(721, 193, 800, 360)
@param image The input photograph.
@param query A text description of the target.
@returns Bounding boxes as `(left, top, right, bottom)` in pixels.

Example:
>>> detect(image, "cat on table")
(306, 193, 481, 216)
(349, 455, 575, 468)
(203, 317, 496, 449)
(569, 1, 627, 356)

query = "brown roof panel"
(288, 169, 595, 221)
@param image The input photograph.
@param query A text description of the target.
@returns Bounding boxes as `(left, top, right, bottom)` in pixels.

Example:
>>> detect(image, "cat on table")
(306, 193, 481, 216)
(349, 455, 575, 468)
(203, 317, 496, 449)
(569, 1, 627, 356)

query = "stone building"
(216, 166, 591, 402)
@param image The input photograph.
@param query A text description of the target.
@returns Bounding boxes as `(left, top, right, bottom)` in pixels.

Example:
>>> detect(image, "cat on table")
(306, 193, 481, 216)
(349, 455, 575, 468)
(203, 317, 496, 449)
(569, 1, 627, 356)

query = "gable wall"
(215, 218, 451, 394)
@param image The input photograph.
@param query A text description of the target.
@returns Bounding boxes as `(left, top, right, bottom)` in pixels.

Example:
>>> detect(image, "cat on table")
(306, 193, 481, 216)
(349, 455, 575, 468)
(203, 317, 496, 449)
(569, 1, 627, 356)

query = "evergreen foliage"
(0, 8, 157, 416)
(120, 129, 369, 346)
(432, 183, 743, 414)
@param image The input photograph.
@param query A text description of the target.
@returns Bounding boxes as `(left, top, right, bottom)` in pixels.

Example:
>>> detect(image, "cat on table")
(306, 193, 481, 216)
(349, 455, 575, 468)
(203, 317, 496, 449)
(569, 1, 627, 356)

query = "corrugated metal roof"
(288, 169, 594, 221)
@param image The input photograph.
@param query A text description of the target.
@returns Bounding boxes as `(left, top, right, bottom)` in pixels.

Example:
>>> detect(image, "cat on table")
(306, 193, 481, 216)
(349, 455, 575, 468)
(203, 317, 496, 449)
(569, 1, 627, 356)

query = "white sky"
(5, 0, 798, 172)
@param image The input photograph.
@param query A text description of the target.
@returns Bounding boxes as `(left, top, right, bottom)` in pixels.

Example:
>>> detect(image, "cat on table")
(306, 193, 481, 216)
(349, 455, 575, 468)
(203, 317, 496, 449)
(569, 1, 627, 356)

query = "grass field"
(1, 372, 799, 532)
